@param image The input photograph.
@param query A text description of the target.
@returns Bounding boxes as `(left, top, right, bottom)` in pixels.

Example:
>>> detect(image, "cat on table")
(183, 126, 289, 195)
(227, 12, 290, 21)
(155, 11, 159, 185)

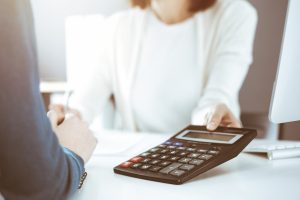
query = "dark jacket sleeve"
(0, 1, 84, 199)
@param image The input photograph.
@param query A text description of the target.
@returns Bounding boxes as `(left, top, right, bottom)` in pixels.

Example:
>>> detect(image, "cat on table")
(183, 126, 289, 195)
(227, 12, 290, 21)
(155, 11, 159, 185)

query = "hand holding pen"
(48, 90, 82, 125)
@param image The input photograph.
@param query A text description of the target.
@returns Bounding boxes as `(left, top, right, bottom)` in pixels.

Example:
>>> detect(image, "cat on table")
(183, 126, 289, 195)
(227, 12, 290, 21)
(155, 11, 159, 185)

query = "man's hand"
(192, 103, 242, 131)
(48, 104, 81, 125)
(47, 110, 97, 163)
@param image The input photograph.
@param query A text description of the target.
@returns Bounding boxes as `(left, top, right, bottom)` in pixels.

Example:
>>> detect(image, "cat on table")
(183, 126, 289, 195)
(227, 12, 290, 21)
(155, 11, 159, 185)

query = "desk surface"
(70, 132, 300, 200)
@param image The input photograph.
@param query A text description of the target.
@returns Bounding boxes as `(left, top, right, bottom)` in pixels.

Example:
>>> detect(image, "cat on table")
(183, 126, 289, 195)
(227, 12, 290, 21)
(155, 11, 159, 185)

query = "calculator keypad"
(189, 159, 204, 166)
(160, 163, 182, 174)
(122, 141, 220, 177)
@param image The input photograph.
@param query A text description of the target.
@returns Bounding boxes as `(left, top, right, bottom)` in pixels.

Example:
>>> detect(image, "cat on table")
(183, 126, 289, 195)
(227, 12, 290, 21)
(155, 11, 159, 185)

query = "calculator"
(114, 125, 257, 185)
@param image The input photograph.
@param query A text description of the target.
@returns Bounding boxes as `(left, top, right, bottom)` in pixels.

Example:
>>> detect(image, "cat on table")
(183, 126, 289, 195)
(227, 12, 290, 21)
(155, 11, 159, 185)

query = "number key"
(150, 148, 160, 153)
(131, 163, 142, 168)
(179, 158, 192, 163)
(178, 151, 189, 156)
(160, 155, 170, 160)
(160, 161, 171, 167)
(187, 153, 201, 158)
(180, 164, 195, 171)
(207, 150, 220, 155)
(150, 160, 161, 165)
(187, 148, 196, 152)
(140, 164, 152, 170)
(160, 149, 169, 154)
(189, 159, 204, 166)
(141, 158, 151, 163)
(170, 170, 186, 177)
(150, 154, 161, 158)
(150, 166, 162, 172)
(199, 154, 213, 160)
(169, 150, 178, 155)
(170, 156, 180, 161)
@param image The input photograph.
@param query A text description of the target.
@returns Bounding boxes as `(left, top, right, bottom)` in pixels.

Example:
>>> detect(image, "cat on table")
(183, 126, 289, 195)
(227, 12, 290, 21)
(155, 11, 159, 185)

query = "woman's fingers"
(206, 106, 226, 131)
(206, 104, 242, 130)
(193, 103, 242, 130)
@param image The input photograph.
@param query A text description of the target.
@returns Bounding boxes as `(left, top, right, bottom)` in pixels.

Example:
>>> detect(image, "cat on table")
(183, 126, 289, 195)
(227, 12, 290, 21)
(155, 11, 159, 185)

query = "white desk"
(70, 132, 300, 200)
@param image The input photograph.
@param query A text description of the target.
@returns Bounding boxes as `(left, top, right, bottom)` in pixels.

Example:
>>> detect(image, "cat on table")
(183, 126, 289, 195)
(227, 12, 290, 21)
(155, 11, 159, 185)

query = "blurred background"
(31, 0, 300, 140)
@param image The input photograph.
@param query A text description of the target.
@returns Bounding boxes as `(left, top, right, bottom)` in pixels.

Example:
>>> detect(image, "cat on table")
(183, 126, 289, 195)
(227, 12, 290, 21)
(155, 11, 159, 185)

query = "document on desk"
(92, 131, 144, 155)
(92, 131, 170, 156)
(244, 139, 300, 160)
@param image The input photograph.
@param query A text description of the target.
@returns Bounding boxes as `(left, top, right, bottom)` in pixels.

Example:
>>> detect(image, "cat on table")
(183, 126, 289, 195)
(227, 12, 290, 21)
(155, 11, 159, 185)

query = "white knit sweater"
(69, 0, 258, 133)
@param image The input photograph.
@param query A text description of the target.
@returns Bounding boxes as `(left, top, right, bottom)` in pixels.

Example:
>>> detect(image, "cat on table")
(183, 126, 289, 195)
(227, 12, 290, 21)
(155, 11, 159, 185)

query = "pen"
(63, 88, 73, 114)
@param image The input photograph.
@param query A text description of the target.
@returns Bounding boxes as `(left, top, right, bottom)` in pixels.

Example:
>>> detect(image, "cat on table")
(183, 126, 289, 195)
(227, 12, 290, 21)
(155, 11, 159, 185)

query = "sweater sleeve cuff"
(63, 147, 85, 176)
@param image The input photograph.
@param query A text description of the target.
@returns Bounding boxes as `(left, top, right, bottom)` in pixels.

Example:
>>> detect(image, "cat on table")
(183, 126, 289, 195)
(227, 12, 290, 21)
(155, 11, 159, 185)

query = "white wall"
(30, 0, 129, 81)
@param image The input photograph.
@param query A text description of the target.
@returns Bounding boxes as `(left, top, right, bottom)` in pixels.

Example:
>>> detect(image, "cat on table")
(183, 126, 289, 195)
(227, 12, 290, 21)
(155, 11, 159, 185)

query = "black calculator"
(114, 125, 257, 185)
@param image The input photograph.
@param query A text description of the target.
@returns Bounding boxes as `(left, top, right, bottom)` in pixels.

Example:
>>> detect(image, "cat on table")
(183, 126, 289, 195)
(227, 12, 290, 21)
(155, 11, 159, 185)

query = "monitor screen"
(269, 0, 300, 123)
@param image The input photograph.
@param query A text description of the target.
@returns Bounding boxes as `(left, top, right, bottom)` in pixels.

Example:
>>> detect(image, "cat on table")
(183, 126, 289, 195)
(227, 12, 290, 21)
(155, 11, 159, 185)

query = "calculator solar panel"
(114, 125, 257, 185)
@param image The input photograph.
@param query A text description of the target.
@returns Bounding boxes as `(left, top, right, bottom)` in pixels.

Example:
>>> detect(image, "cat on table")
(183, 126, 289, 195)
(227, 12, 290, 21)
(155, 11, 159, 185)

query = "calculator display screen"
(184, 131, 235, 141)
(176, 130, 243, 144)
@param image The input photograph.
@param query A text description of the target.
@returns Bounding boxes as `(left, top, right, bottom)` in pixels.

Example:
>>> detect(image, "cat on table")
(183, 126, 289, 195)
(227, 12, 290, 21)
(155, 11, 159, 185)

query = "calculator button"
(150, 160, 161, 165)
(177, 147, 186, 150)
(150, 148, 160, 153)
(199, 154, 213, 160)
(174, 142, 183, 146)
(189, 159, 204, 166)
(140, 152, 151, 157)
(160, 155, 170, 160)
(170, 169, 186, 177)
(150, 166, 162, 172)
(207, 150, 220, 155)
(170, 156, 180, 161)
(167, 146, 177, 149)
(158, 144, 167, 148)
(160, 149, 169, 154)
(178, 151, 189, 156)
(141, 158, 151, 163)
(120, 162, 133, 168)
(150, 154, 161, 158)
(160, 161, 171, 167)
(212, 146, 222, 151)
(130, 157, 143, 163)
(164, 141, 172, 145)
(169, 150, 178, 155)
(180, 164, 195, 171)
(131, 163, 142, 168)
(178, 158, 192, 163)
(187, 148, 196, 152)
(187, 153, 201, 158)
(197, 149, 208, 153)
(140, 164, 152, 170)
(159, 163, 182, 174)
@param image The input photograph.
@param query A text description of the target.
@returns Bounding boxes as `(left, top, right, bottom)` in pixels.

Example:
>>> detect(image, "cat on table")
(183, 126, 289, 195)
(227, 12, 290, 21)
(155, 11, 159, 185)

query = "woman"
(52, 0, 257, 133)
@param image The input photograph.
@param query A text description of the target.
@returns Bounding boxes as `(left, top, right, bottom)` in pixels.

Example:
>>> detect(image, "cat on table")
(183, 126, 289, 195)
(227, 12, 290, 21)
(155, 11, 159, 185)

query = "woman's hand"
(192, 103, 242, 131)
(48, 104, 82, 125)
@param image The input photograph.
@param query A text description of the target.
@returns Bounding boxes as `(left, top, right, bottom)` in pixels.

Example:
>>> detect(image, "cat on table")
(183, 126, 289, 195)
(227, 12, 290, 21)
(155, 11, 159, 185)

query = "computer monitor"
(269, 0, 300, 123)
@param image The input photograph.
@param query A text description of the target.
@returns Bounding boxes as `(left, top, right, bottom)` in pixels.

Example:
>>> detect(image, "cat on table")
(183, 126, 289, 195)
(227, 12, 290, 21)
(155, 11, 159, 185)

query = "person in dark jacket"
(0, 0, 97, 199)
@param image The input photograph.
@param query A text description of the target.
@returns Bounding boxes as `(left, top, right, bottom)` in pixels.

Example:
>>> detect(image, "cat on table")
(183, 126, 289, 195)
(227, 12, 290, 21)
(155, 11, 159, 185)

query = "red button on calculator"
(120, 162, 133, 168)
(130, 157, 143, 163)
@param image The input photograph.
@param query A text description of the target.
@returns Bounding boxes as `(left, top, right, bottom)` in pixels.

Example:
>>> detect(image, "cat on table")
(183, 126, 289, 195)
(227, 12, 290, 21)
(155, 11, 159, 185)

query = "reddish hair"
(130, 0, 217, 13)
